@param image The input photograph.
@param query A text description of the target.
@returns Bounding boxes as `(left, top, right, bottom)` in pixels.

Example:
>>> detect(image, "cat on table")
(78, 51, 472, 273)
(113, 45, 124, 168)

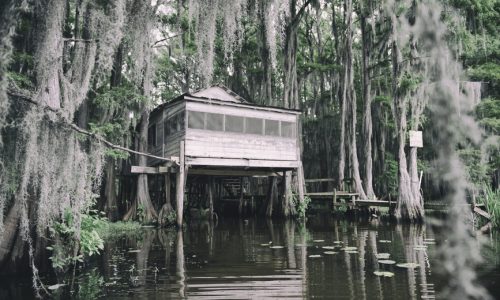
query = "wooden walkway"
(305, 178, 492, 221)
(304, 178, 393, 208)
(305, 191, 395, 207)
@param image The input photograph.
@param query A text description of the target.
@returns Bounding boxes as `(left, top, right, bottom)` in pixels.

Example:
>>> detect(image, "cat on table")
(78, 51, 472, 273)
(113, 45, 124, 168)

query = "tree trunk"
(123, 111, 158, 223)
(159, 171, 174, 226)
(360, 4, 375, 199)
(392, 42, 423, 221)
(259, 2, 273, 105)
(104, 158, 118, 221)
(34, 0, 65, 110)
(341, 0, 366, 199)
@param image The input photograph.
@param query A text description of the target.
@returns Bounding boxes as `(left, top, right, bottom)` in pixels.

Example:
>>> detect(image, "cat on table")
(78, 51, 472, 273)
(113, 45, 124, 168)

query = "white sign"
(409, 131, 423, 148)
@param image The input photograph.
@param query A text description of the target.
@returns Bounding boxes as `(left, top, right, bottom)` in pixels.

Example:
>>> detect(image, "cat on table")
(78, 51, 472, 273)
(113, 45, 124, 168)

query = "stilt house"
(144, 85, 303, 225)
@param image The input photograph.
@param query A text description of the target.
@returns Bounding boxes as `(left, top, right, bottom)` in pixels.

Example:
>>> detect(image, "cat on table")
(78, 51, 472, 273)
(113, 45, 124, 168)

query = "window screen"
(206, 113, 224, 131)
(148, 124, 157, 146)
(265, 119, 280, 136)
(281, 121, 295, 138)
(245, 117, 263, 135)
(177, 113, 185, 131)
(225, 115, 244, 133)
(169, 115, 178, 134)
(164, 119, 170, 137)
(188, 111, 205, 129)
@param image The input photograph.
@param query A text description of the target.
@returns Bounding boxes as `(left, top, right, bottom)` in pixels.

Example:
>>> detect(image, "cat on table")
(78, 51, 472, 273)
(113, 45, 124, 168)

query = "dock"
(304, 178, 394, 209)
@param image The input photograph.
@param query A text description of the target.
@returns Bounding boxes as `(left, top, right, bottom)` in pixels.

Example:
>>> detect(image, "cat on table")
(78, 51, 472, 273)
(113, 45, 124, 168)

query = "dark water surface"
(2, 215, 500, 299)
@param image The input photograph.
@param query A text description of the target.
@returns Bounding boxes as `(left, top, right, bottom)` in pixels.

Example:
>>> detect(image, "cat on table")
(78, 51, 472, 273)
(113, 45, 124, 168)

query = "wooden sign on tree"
(409, 131, 423, 148)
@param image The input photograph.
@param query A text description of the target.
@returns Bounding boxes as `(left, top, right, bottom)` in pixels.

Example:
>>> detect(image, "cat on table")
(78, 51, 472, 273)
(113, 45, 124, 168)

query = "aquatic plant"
(294, 194, 311, 220)
(47, 209, 105, 272)
(479, 186, 500, 228)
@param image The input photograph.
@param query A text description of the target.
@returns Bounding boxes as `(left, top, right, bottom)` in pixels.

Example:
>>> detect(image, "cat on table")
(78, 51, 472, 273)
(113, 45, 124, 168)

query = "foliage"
(47, 209, 105, 271)
(477, 186, 500, 228)
(375, 153, 399, 198)
(293, 193, 311, 221)
(76, 268, 104, 300)
(6, 71, 34, 90)
(159, 210, 177, 226)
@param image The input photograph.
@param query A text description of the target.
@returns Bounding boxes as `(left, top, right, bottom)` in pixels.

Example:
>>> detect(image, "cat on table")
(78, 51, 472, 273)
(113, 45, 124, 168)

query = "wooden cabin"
(145, 85, 303, 225)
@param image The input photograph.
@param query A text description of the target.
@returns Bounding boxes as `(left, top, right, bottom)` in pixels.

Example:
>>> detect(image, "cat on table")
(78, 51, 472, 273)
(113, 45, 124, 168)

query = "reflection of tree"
(398, 224, 431, 300)
(284, 219, 297, 269)
(135, 230, 156, 287)
(369, 231, 384, 298)
(297, 222, 308, 298)
(158, 229, 175, 274)
(358, 230, 368, 300)
(176, 229, 186, 298)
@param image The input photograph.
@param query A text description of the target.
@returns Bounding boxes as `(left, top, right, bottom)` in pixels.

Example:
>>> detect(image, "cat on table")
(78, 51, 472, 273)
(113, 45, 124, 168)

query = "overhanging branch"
(6, 89, 179, 164)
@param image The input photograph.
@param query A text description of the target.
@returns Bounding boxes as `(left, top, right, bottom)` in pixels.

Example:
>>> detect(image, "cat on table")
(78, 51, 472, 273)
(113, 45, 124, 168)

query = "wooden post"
(208, 177, 214, 219)
(165, 169, 171, 208)
(266, 177, 275, 217)
(238, 177, 244, 216)
(296, 146, 305, 203)
(176, 141, 186, 227)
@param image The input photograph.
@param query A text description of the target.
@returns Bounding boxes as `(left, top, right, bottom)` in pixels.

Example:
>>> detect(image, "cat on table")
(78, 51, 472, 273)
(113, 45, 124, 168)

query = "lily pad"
(341, 246, 357, 251)
(346, 250, 358, 254)
(260, 243, 271, 246)
(313, 239, 325, 243)
(378, 260, 396, 265)
(270, 246, 284, 249)
(322, 246, 335, 250)
(423, 240, 436, 245)
(295, 244, 307, 247)
(324, 251, 338, 255)
(309, 254, 322, 258)
(374, 271, 395, 277)
(396, 263, 420, 268)
(379, 240, 391, 243)
(333, 241, 343, 244)
(128, 249, 141, 253)
(375, 253, 391, 259)
(48, 284, 66, 290)
(414, 245, 428, 251)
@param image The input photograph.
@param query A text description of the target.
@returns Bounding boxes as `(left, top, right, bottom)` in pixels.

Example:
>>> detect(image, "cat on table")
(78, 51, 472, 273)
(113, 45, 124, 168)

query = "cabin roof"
(150, 85, 301, 117)
(191, 85, 248, 103)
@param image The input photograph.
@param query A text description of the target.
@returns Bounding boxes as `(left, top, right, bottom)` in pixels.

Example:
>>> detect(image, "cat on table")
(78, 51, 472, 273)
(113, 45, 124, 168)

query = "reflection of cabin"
(145, 85, 303, 226)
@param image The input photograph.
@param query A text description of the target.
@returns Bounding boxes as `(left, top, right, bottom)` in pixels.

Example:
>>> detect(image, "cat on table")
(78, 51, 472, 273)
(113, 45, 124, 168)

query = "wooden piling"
(165, 169, 171, 208)
(176, 141, 186, 227)
(238, 177, 244, 215)
(208, 177, 214, 219)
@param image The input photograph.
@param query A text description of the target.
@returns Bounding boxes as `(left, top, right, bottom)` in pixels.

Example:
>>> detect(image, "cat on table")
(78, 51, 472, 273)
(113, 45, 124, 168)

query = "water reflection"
(0, 216, 499, 299)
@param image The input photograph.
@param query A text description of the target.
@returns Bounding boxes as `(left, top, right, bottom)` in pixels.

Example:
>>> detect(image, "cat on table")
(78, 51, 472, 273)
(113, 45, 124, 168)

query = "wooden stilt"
(238, 177, 244, 216)
(266, 177, 275, 217)
(176, 141, 186, 227)
(296, 146, 305, 203)
(165, 170, 171, 208)
(282, 171, 292, 217)
(208, 177, 214, 219)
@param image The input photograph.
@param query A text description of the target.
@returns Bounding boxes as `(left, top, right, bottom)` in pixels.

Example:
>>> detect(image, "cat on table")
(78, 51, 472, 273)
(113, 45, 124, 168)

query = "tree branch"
(292, 0, 314, 26)
(7, 89, 178, 164)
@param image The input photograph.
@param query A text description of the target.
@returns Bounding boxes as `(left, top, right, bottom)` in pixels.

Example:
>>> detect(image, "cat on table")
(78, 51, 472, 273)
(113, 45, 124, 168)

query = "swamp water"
(1, 215, 499, 299)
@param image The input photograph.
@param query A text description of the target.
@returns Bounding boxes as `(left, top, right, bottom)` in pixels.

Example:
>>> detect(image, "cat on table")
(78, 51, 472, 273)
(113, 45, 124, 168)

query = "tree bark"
(392, 42, 423, 221)
(360, 3, 375, 199)
(123, 111, 158, 223)
(104, 158, 118, 221)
